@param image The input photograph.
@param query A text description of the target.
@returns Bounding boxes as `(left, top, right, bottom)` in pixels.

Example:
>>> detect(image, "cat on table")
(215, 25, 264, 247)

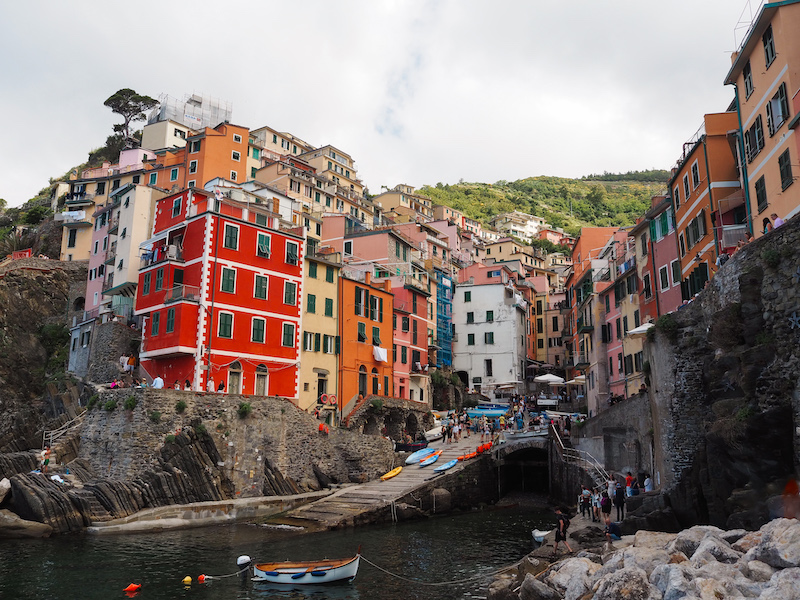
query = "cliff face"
(648, 220, 800, 529)
(0, 258, 87, 452)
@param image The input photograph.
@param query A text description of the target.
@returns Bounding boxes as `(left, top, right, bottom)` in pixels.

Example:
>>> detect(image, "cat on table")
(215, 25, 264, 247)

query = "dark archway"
(73, 297, 85, 312)
(404, 413, 420, 441)
(363, 414, 380, 436)
(497, 447, 549, 496)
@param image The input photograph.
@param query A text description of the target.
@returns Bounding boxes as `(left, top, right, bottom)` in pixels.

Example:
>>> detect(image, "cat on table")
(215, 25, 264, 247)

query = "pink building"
(86, 203, 113, 313)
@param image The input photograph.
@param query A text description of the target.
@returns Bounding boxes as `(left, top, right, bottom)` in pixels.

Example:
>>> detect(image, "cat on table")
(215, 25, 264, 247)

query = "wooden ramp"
(279, 433, 490, 528)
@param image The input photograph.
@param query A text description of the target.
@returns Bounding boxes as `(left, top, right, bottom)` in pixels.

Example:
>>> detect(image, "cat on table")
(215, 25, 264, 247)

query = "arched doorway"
(371, 368, 379, 395)
(358, 365, 367, 397)
(404, 413, 420, 441)
(255, 364, 269, 396)
(73, 297, 85, 312)
(228, 361, 242, 394)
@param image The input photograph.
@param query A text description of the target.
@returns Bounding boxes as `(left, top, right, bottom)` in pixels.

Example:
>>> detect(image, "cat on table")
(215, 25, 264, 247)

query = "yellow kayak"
(380, 466, 402, 481)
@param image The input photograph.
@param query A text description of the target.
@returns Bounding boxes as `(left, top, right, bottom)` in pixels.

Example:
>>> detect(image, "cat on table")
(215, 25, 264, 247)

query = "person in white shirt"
(771, 213, 785, 228)
(152, 375, 164, 389)
(206, 377, 215, 392)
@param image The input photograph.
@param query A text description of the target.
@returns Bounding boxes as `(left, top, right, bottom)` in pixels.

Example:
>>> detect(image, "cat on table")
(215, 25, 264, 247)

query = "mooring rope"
(204, 565, 250, 580)
(360, 555, 511, 586)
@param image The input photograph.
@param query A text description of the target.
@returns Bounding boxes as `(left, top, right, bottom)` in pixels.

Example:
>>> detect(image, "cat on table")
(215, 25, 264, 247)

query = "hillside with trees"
(418, 170, 669, 236)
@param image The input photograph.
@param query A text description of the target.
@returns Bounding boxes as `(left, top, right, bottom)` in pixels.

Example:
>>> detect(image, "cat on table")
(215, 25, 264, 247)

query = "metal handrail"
(550, 424, 610, 488)
(42, 411, 86, 449)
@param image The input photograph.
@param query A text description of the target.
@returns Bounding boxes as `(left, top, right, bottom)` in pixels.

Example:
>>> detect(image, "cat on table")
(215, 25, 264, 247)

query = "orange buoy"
(123, 583, 142, 592)
(198, 574, 206, 583)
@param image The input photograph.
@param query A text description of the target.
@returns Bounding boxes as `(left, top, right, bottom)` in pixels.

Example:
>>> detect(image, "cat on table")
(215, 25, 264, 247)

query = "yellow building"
(375, 185, 434, 221)
(299, 250, 342, 414)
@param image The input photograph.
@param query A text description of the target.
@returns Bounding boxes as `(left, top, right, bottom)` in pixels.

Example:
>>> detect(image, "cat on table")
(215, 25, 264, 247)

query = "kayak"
(419, 450, 443, 467)
(405, 447, 436, 465)
(380, 466, 402, 481)
(433, 459, 458, 472)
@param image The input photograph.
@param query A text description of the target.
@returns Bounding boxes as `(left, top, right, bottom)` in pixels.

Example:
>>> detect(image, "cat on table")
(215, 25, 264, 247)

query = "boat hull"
(419, 451, 442, 467)
(405, 447, 436, 464)
(395, 440, 428, 452)
(433, 459, 458, 472)
(253, 555, 359, 585)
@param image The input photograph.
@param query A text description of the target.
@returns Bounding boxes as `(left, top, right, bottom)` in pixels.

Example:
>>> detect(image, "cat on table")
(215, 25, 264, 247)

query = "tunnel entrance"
(497, 447, 549, 496)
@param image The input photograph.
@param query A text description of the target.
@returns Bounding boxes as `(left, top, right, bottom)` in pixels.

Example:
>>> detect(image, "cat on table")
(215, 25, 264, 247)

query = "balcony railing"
(404, 273, 430, 293)
(102, 273, 114, 293)
(164, 285, 201, 304)
(577, 316, 594, 334)
(566, 353, 589, 368)
(104, 241, 117, 265)
(720, 224, 749, 250)
(140, 245, 183, 269)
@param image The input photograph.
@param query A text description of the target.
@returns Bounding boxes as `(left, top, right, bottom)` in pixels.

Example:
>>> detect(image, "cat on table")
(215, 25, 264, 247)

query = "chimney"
(365, 272, 371, 285)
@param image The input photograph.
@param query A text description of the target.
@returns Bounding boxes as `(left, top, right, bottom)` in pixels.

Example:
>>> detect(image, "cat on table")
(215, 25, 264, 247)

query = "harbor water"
(0, 503, 552, 600)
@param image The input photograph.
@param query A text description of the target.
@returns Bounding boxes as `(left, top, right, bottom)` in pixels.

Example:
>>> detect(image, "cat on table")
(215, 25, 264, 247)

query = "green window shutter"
(335, 335, 340, 354)
(379, 297, 384, 322)
(309, 262, 317, 278)
(314, 333, 321, 352)
(326, 266, 334, 282)
(308, 294, 316, 313)
(325, 298, 333, 317)
(660, 212, 668, 237)
(649, 220, 656, 241)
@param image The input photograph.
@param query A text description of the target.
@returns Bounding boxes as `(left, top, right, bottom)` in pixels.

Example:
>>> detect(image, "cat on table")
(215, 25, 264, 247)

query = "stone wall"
(548, 437, 595, 507)
(86, 322, 140, 384)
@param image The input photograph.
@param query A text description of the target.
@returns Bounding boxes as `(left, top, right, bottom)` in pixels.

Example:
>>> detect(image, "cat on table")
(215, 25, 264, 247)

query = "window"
(314, 333, 321, 352)
(745, 116, 765, 162)
(467, 333, 475, 346)
(643, 273, 652, 299)
(170, 168, 178, 182)
(323, 334, 334, 354)
(142, 273, 151, 295)
(623, 316, 629, 335)
(401, 316, 409, 332)
(609, 357, 614, 377)
(132, 175, 140, 184)
(767, 83, 789, 136)
(659, 266, 669, 291)
(466, 312, 474, 324)
(309, 262, 317, 278)
(149, 173, 157, 186)
(189, 160, 197, 174)
(763, 25, 776, 68)
(283, 281, 297, 305)
(307, 294, 316, 313)
(755, 176, 768, 212)
(151, 312, 160, 335)
(358, 322, 367, 343)
(190, 140, 201, 153)
(552, 316, 559, 331)
(232, 151, 240, 162)
(634, 309, 640, 328)
(111, 179, 121, 191)
(691, 161, 700, 188)
(673, 186, 681, 210)
(155, 268, 164, 291)
(67, 228, 77, 248)
(218, 312, 233, 338)
(254, 274, 268, 299)
(222, 223, 238, 250)
(251, 167, 257, 179)
(616, 318, 621, 340)
(372, 327, 381, 345)
(486, 310, 494, 323)
(326, 266, 334, 283)
(233, 134, 242, 143)
(779, 150, 793, 190)
(464, 291, 471, 302)
(282, 323, 295, 347)
(671, 260, 681, 286)
(252, 318, 265, 343)
(679, 233, 686, 257)
(256, 232, 270, 258)
(303, 331, 313, 351)
(325, 298, 333, 317)
(96, 182, 106, 195)
(286, 241, 299, 265)
(485, 332, 494, 344)
(401, 346, 408, 364)
(485, 359, 493, 377)
(344, 241, 352, 256)
(683, 174, 690, 201)
(230, 171, 237, 181)
(165, 308, 175, 333)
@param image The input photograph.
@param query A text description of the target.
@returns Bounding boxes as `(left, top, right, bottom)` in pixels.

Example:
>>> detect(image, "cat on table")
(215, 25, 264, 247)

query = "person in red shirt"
(625, 472, 635, 497)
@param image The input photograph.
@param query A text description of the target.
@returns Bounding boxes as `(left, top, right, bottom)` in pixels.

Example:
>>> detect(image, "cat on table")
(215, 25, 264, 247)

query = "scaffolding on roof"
(147, 93, 233, 130)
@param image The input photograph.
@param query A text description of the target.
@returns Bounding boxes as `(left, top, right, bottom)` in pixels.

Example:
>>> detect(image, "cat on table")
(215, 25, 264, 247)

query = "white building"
(490, 211, 549, 243)
(452, 281, 527, 400)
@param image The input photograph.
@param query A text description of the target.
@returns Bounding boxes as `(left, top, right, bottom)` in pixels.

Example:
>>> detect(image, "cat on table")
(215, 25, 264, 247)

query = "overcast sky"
(1, 0, 758, 207)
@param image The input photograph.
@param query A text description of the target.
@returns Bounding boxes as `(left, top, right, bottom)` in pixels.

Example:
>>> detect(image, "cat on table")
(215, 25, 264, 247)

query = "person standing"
(552, 507, 573, 557)
(763, 217, 773, 234)
(607, 475, 616, 500)
(614, 483, 626, 521)
(152, 375, 164, 389)
(625, 471, 635, 497)
(206, 377, 215, 393)
(580, 485, 591, 518)
(771, 213, 785, 228)
(644, 473, 654, 492)
(600, 491, 612, 521)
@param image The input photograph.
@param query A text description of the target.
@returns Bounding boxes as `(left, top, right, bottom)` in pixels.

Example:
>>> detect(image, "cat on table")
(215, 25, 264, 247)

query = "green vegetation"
(104, 399, 117, 411)
(736, 405, 757, 421)
(419, 171, 667, 236)
(195, 423, 208, 436)
(655, 314, 679, 343)
(149, 410, 162, 423)
(103, 88, 158, 145)
(761, 248, 780, 268)
(87, 395, 99, 410)
(124, 395, 137, 410)
(165, 434, 176, 444)
(35, 324, 70, 384)
(369, 398, 383, 411)
(237, 402, 252, 418)
(175, 400, 187, 413)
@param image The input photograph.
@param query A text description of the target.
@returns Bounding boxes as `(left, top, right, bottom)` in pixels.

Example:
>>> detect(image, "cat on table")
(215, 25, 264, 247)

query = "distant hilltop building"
(490, 210, 548, 243)
(147, 93, 233, 130)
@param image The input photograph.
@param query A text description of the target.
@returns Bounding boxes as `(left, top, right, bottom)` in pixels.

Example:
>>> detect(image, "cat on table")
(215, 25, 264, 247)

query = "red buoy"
(123, 583, 142, 592)
(198, 574, 206, 583)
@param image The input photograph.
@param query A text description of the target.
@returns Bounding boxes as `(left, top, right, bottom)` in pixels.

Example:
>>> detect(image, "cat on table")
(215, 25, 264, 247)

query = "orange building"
(669, 112, 743, 299)
(338, 273, 394, 420)
(725, 1, 800, 231)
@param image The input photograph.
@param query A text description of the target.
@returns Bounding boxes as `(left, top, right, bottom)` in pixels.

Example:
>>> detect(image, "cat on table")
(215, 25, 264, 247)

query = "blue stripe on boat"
(311, 571, 327, 576)
(291, 572, 307, 579)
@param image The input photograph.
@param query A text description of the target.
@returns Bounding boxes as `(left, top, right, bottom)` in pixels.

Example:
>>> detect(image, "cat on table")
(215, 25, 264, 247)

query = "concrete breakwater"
(489, 516, 800, 600)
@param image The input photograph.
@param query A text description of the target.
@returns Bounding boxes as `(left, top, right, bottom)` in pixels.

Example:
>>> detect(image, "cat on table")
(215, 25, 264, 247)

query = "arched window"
(371, 368, 379, 395)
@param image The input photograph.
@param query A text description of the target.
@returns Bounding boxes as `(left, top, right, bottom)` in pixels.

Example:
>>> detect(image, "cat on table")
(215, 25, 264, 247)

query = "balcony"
(102, 273, 114, 293)
(577, 316, 594, 334)
(104, 241, 117, 265)
(64, 193, 95, 207)
(140, 245, 184, 269)
(108, 213, 119, 234)
(404, 273, 430, 295)
(720, 224, 749, 250)
(556, 299, 571, 314)
(164, 285, 201, 304)
(567, 353, 589, 368)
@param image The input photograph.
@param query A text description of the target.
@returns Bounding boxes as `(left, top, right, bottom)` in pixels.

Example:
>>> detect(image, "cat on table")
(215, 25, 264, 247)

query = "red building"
(134, 188, 304, 398)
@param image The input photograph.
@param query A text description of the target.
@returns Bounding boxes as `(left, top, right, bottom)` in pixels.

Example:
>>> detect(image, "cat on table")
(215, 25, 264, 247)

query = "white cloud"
(0, 0, 746, 207)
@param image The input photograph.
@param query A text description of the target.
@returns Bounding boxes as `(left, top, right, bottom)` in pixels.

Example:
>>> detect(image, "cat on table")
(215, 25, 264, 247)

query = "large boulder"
(691, 536, 743, 565)
(592, 566, 661, 600)
(0, 477, 10, 503)
(650, 563, 696, 600)
(742, 518, 800, 569)
(740, 559, 776, 582)
(633, 530, 677, 549)
(759, 568, 800, 600)
(545, 557, 601, 600)
(519, 573, 561, 600)
(666, 525, 725, 557)
(0, 509, 52, 538)
(487, 573, 518, 600)
(596, 546, 671, 579)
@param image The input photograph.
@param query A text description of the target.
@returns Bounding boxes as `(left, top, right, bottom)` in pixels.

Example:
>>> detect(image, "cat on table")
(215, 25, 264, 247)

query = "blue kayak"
(419, 451, 442, 467)
(433, 459, 458, 472)
(405, 447, 436, 465)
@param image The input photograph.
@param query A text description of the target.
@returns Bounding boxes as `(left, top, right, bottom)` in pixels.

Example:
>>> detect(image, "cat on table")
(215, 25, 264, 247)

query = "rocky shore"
(489, 517, 800, 600)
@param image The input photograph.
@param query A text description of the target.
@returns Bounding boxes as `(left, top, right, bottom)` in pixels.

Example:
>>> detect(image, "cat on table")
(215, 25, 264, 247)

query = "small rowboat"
(433, 459, 458, 472)
(419, 450, 443, 467)
(380, 466, 402, 481)
(457, 452, 477, 461)
(405, 447, 436, 465)
(253, 549, 360, 585)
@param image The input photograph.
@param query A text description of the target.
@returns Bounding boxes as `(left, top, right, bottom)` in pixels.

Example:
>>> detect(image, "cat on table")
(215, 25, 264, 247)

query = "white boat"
(532, 529, 552, 543)
(253, 549, 360, 585)
(424, 419, 443, 441)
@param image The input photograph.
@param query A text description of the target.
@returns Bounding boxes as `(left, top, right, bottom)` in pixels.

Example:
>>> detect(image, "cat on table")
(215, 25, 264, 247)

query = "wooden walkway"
(280, 432, 492, 528)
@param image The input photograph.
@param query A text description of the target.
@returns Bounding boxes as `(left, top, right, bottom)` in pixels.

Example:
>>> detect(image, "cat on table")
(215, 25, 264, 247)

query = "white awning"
(373, 346, 388, 363)
(534, 373, 565, 384)
(627, 323, 654, 338)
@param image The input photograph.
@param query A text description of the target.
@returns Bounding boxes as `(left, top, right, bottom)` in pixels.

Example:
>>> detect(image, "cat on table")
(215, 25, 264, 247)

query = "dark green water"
(0, 505, 552, 600)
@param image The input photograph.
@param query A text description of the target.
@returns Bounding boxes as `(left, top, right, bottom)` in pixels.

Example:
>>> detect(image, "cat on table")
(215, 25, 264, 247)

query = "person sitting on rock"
(604, 516, 621, 541)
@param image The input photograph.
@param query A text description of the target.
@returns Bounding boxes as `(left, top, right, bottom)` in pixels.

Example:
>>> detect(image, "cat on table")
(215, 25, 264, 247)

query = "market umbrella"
(534, 373, 565, 384)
